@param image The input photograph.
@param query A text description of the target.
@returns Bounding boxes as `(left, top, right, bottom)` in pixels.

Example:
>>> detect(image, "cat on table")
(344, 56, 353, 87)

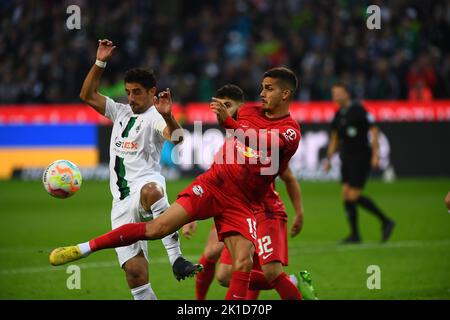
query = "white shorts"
(111, 176, 167, 267)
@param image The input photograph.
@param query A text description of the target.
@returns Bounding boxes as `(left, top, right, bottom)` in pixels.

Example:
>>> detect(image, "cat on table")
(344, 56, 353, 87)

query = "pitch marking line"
(0, 239, 449, 276)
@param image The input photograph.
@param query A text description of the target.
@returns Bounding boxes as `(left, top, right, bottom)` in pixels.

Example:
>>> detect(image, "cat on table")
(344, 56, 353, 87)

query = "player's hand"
(323, 159, 332, 172)
(371, 153, 380, 169)
(154, 88, 173, 118)
(210, 97, 231, 125)
(182, 221, 197, 239)
(96, 39, 116, 62)
(290, 213, 304, 237)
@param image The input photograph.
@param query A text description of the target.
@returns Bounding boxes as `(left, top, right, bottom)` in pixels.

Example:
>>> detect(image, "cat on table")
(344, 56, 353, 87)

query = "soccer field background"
(0, 178, 449, 300)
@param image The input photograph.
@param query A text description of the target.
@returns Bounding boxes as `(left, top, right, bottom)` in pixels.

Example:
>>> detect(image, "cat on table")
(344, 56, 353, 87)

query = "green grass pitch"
(0, 178, 449, 300)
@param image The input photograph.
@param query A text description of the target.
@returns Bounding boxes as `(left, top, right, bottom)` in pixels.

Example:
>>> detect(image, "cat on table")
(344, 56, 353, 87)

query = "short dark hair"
(331, 82, 352, 97)
(215, 84, 245, 102)
(124, 68, 156, 89)
(331, 82, 351, 93)
(263, 67, 298, 94)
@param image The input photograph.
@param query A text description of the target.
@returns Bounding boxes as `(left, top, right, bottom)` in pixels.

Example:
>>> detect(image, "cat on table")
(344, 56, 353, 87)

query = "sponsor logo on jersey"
(235, 140, 260, 159)
(243, 146, 258, 158)
(114, 137, 138, 150)
(233, 140, 271, 165)
(282, 128, 297, 141)
(192, 185, 204, 197)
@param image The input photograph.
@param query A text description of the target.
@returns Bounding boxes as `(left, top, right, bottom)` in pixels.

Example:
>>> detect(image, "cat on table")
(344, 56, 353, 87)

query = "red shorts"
(255, 214, 288, 266)
(219, 214, 288, 267)
(176, 172, 257, 246)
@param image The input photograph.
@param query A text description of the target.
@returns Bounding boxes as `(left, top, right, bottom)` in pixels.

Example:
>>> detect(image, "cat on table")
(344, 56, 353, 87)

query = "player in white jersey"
(78, 39, 202, 300)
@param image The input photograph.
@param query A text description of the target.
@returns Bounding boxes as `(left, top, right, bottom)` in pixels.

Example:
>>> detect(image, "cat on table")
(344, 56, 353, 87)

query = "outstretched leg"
(49, 203, 193, 266)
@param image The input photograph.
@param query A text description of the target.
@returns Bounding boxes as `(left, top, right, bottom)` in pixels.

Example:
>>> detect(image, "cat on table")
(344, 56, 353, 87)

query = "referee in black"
(324, 83, 395, 244)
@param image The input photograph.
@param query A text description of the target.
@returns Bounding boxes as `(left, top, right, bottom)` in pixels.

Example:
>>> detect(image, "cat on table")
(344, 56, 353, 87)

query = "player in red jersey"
(184, 84, 317, 300)
(183, 168, 315, 300)
(49, 67, 301, 300)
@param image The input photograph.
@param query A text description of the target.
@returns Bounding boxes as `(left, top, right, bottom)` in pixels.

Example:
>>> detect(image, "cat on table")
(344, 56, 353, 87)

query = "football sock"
(357, 195, 390, 223)
(246, 289, 260, 300)
(131, 283, 157, 300)
(88, 223, 147, 251)
(77, 242, 92, 255)
(344, 201, 359, 238)
(196, 254, 217, 300)
(151, 197, 182, 266)
(249, 270, 273, 290)
(270, 272, 302, 300)
(225, 271, 250, 300)
(289, 274, 298, 286)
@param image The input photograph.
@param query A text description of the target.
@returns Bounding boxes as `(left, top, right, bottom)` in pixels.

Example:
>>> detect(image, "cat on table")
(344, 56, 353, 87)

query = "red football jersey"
(258, 182, 287, 221)
(210, 105, 301, 204)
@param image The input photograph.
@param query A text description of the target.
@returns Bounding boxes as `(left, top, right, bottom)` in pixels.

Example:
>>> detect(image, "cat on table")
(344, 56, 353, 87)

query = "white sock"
(151, 197, 182, 265)
(289, 274, 298, 286)
(77, 242, 92, 255)
(131, 283, 157, 300)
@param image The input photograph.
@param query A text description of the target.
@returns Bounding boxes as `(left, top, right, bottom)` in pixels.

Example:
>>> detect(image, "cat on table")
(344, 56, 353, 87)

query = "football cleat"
(381, 220, 395, 242)
(172, 256, 203, 281)
(49, 246, 84, 266)
(296, 270, 319, 300)
(339, 235, 362, 244)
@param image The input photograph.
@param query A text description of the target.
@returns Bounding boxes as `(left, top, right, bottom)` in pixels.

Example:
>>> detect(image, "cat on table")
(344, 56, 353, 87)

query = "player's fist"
(154, 88, 173, 117)
(96, 39, 116, 62)
(210, 97, 231, 125)
(182, 221, 197, 239)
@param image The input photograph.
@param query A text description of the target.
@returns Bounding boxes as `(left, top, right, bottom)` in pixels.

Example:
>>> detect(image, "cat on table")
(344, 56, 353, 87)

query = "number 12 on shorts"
(246, 218, 257, 240)
(258, 236, 273, 257)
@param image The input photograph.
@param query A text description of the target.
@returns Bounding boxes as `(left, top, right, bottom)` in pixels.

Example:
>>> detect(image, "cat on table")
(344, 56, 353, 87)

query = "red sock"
(89, 223, 147, 251)
(196, 254, 217, 300)
(225, 271, 250, 300)
(249, 270, 273, 290)
(270, 272, 302, 300)
(246, 289, 260, 300)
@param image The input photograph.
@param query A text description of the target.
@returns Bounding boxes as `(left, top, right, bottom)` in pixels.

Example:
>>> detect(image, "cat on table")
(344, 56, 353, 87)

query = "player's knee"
(123, 261, 147, 286)
(204, 242, 224, 261)
(216, 267, 231, 287)
(125, 267, 146, 283)
(262, 266, 282, 283)
(140, 183, 164, 209)
(233, 255, 253, 272)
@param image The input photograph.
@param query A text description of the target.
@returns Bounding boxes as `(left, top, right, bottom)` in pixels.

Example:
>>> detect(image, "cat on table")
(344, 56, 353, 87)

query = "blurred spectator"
(408, 80, 433, 102)
(1, 0, 449, 104)
(367, 58, 400, 99)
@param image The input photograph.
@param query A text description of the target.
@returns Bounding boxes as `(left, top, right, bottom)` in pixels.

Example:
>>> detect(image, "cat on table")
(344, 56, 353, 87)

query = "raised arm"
(79, 39, 116, 115)
(210, 98, 288, 151)
(280, 166, 304, 237)
(153, 88, 184, 145)
(324, 130, 339, 172)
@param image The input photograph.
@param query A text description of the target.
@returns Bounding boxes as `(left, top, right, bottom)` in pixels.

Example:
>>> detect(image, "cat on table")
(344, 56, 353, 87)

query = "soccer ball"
(42, 160, 82, 199)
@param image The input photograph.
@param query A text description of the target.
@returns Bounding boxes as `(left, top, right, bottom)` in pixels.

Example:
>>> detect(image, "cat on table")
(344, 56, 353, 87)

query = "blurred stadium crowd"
(1, 0, 449, 104)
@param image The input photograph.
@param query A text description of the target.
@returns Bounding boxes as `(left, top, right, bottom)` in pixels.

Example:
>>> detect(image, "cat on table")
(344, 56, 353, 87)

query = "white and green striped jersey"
(105, 97, 166, 202)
